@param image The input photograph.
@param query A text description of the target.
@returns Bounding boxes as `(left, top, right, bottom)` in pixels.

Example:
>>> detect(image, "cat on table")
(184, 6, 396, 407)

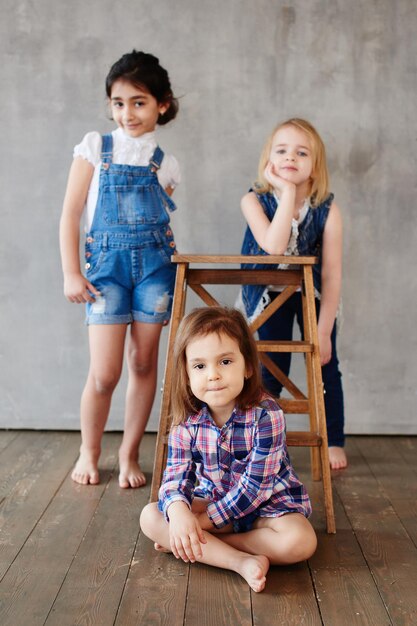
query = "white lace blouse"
(73, 128, 181, 231)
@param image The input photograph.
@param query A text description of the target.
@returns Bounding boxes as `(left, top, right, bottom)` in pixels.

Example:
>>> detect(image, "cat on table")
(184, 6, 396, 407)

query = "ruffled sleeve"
(160, 153, 181, 189)
(73, 131, 102, 167)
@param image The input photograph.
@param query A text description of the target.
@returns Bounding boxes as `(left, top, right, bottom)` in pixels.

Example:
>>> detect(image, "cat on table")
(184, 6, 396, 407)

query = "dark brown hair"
(105, 50, 178, 125)
(170, 307, 264, 426)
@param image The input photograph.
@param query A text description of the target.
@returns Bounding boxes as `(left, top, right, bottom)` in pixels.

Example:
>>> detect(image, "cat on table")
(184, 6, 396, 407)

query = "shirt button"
(169, 241, 176, 248)
(166, 229, 172, 236)
(85, 263, 91, 270)
(85, 252, 92, 258)
(86, 236, 94, 243)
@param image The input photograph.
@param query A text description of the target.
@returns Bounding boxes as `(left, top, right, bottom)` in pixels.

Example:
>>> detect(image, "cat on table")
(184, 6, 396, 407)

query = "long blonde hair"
(170, 307, 264, 427)
(255, 118, 330, 207)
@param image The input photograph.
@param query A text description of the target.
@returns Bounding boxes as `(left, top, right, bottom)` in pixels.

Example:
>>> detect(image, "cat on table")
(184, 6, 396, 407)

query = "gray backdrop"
(1, 0, 416, 434)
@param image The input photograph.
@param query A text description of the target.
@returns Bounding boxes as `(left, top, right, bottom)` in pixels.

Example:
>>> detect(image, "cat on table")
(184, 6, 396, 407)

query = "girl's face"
(109, 79, 167, 138)
(185, 332, 249, 426)
(269, 125, 314, 188)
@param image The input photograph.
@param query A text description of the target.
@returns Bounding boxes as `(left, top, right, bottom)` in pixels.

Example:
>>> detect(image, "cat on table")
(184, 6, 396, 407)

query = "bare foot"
(154, 543, 171, 553)
(329, 446, 348, 470)
(118, 458, 146, 488)
(236, 555, 270, 593)
(71, 449, 100, 485)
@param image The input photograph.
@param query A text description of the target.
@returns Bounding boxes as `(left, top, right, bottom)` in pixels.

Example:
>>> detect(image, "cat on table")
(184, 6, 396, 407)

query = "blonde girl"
(240, 118, 346, 469)
(140, 307, 316, 593)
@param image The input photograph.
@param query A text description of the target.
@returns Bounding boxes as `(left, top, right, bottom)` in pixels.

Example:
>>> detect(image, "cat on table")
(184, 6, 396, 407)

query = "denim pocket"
(85, 246, 105, 275)
(102, 184, 174, 225)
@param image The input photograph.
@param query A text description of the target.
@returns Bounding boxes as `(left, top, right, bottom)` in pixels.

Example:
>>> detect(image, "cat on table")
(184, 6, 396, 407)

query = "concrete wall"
(1, 0, 415, 434)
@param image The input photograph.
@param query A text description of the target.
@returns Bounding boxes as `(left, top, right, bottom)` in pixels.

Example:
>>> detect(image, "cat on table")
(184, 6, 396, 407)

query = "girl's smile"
(109, 79, 166, 138)
(185, 332, 249, 426)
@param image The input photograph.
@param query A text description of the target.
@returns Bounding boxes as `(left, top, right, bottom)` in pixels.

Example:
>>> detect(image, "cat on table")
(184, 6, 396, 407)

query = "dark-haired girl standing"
(60, 51, 180, 488)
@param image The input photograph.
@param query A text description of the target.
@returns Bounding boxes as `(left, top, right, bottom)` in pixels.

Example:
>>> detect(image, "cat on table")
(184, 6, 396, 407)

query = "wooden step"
(256, 340, 313, 353)
(287, 431, 322, 447)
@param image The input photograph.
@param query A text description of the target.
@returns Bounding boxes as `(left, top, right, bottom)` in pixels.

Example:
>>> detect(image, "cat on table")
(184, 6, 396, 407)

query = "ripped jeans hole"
(155, 292, 169, 313)
(91, 295, 106, 314)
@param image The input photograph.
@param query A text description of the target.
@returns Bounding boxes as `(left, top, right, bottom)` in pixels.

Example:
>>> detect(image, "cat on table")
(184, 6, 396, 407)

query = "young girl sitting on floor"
(140, 306, 317, 593)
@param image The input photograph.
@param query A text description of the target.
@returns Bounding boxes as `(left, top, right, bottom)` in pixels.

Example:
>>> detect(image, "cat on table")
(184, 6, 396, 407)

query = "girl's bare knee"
(90, 371, 120, 395)
(127, 349, 154, 376)
(140, 502, 160, 538)
(298, 527, 317, 560)
(261, 514, 317, 563)
(287, 523, 317, 562)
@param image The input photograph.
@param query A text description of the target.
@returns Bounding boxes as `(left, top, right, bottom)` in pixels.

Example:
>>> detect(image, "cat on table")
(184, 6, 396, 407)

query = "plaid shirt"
(158, 396, 311, 528)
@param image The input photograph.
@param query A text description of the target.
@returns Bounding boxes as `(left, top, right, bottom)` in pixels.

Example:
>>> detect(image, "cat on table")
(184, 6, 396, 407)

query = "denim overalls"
(84, 134, 177, 325)
(241, 190, 345, 447)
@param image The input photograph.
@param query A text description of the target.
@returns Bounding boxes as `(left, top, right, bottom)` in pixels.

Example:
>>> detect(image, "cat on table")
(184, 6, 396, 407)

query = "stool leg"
(301, 272, 321, 481)
(303, 266, 336, 533)
(150, 262, 188, 502)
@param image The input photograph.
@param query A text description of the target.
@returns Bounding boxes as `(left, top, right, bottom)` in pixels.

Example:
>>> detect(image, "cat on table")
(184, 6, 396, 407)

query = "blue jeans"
(257, 291, 345, 447)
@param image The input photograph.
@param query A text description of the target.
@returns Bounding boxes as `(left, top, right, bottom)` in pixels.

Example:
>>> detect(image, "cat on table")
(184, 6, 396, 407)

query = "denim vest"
(241, 190, 333, 319)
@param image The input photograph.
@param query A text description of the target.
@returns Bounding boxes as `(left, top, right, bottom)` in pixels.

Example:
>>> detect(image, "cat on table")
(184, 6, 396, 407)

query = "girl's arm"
(59, 157, 101, 303)
(159, 425, 197, 518)
(241, 166, 296, 255)
(318, 201, 343, 365)
(159, 425, 206, 562)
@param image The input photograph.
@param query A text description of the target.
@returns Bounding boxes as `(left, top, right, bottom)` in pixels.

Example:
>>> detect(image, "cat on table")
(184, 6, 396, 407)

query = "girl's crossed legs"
(140, 499, 317, 593)
(72, 321, 163, 488)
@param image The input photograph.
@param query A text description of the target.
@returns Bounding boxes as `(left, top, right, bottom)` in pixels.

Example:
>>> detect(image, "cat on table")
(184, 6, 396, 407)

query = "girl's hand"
(64, 272, 101, 304)
(318, 330, 332, 366)
(168, 502, 206, 563)
(264, 162, 296, 195)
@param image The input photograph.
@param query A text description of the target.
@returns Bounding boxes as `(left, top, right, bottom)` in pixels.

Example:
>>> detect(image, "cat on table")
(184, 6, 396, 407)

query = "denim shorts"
(84, 231, 176, 325)
(232, 511, 259, 533)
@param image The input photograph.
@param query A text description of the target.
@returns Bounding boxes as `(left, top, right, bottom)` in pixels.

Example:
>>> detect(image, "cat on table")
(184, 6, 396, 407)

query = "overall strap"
(149, 146, 164, 170)
(101, 134, 113, 165)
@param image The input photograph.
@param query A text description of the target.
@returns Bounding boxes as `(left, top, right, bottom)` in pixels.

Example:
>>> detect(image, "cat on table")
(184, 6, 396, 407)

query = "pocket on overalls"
(153, 231, 177, 265)
(84, 244, 105, 276)
(102, 184, 174, 225)
(141, 185, 176, 224)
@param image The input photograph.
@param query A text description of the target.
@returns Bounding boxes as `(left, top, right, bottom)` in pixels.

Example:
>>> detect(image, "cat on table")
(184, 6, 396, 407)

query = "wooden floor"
(0, 432, 416, 626)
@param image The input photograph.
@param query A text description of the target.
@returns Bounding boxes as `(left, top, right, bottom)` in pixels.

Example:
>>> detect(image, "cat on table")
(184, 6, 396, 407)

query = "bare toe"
(329, 446, 348, 470)
(118, 460, 146, 489)
(239, 555, 269, 593)
(71, 452, 99, 486)
(154, 543, 171, 553)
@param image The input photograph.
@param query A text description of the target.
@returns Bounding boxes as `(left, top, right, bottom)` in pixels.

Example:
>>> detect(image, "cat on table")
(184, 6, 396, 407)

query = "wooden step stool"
(150, 255, 336, 534)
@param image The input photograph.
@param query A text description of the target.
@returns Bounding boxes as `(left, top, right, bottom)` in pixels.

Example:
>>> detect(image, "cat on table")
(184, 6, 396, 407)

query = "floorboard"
(185, 563, 252, 626)
(332, 438, 417, 626)
(0, 433, 415, 626)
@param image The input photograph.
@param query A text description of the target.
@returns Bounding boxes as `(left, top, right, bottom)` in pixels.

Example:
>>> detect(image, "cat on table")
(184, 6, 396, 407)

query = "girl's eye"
(134, 101, 145, 107)
(298, 151, 308, 157)
(221, 359, 232, 365)
(276, 149, 285, 154)
(193, 363, 205, 370)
